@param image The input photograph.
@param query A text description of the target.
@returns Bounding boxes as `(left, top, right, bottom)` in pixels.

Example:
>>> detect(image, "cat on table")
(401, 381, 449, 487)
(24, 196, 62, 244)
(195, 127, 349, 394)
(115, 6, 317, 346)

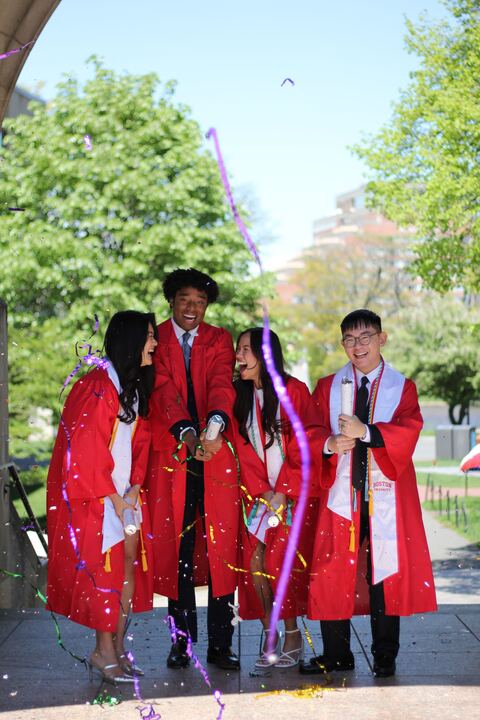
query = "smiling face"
(140, 323, 157, 367)
(341, 323, 387, 374)
(236, 332, 262, 387)
(170, 286, 208, 331)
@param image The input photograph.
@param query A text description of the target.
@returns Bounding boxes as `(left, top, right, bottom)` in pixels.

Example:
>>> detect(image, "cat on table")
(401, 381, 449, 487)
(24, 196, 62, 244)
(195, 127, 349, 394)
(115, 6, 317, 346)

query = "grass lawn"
(415, 459, 462, 468)
(423, 497, 480, 544)
(416, 471, 480, 489)
(10, 466, 47, 529)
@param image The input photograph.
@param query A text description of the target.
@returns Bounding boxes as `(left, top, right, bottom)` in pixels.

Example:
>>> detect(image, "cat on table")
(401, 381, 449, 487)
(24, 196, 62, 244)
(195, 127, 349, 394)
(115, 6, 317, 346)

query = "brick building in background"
(277, 184, 414, 304)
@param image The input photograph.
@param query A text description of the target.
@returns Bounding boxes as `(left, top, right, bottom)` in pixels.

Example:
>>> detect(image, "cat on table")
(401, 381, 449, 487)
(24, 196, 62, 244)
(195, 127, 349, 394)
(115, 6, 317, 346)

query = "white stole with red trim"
(101, 362, 140, 554)
(328, 361, 405, 583)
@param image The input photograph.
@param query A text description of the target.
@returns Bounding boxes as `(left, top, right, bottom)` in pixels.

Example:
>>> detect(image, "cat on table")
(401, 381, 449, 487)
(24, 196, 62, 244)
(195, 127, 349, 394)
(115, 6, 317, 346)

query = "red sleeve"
(274, 378, 329, 497)
(131, 418, 152, 486)
(205, 328, 235, 420)
(372, 378, 423, 481)
(151, 342, 190, 430)
(311, 376, 338, 490)
(53, 371, 118, 500)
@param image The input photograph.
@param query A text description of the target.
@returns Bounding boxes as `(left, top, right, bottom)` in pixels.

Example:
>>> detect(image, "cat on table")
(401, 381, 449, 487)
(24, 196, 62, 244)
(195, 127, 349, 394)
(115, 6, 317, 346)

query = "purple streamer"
(0, 41, 33, 61)
(206, 128, 263, 270)
(281, 78, 295, 87)
(165, 616, 225, 720)
(207, 127, 311, 658)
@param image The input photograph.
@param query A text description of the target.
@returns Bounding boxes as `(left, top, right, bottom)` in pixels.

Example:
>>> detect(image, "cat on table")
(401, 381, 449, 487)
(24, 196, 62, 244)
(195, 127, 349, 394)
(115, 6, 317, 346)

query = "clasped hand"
(183, 429, 223, 462)
(326, 413, 366, 455)
(338, 413, 367, 439)
(109, 485, 139, 522)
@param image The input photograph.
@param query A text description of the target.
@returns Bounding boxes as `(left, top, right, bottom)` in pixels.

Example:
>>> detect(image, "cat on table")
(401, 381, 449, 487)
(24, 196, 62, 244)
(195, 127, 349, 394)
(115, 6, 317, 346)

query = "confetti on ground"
(93, 690, 121, 706)
(256, 683, 340, 700)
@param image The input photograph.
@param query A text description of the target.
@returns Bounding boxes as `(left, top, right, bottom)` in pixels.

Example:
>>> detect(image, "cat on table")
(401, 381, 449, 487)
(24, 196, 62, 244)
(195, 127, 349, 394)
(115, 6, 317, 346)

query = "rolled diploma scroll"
(123, 507, 137, 536)
(340, 377, 353, 430)
(205, 414, 224, 441)
(267, 503, 284, 528)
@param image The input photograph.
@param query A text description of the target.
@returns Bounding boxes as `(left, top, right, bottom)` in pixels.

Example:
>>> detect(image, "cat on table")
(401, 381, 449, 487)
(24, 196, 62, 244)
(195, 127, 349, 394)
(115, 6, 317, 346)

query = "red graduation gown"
(46, 368, 153, 632)
(146, 320, 239, 600)
(308, 374, 437, 620)
(236, 377, 322, 620)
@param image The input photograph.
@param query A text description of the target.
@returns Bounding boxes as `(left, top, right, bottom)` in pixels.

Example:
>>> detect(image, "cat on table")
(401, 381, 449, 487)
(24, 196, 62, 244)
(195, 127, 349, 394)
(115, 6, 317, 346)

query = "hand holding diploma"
(338, 413, 368, 439)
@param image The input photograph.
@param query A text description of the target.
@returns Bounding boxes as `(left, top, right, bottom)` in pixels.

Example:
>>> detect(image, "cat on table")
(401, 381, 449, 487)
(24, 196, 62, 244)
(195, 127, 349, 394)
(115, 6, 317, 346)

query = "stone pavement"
(0, 511, 479, 720)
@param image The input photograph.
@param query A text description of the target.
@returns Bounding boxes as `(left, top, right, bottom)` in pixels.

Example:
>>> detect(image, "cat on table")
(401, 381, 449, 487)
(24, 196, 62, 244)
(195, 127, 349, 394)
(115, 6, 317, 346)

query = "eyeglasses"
(342, 332, 380, 348)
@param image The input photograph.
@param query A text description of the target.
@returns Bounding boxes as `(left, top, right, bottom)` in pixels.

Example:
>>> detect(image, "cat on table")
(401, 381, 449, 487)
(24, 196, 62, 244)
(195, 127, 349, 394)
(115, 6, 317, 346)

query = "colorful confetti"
(165, 616, 225, 720)
(83, 134, 93, 151)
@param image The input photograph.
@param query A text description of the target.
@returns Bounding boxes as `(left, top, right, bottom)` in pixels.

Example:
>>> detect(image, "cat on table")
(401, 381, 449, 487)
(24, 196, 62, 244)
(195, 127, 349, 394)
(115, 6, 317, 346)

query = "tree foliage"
(388, 296, 480, 423)
(273, 235, 418, 383)
(354, 0, 480, 293)
(0, 61, 268, 453)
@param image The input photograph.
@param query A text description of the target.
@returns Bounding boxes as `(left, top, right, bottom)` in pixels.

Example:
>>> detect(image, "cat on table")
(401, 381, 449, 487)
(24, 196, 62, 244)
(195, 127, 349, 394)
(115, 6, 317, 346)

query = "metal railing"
(424, 473, 468, 533)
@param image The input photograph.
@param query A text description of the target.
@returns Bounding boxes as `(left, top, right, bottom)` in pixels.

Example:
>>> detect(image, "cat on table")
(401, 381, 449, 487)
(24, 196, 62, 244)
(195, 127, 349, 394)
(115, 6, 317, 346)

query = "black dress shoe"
(373, 657, 396, 678)
(299, 652, 355, 675)
(166, 641, 190, 669)
(206, 646, 240, 671)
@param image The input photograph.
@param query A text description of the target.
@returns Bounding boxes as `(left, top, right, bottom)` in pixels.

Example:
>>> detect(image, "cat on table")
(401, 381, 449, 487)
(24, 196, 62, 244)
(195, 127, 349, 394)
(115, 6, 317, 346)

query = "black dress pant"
(168, 458, 234, 647)
(320, 496, 400, 661)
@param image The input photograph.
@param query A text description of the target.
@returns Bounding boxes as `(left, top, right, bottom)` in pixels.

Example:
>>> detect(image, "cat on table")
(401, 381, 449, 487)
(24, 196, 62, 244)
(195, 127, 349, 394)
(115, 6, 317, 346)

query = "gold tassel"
(368, 488, 374, 517)
(104, 548, 112, 573)
(349, 522, 355, 552)
(139, 526, 148, 572)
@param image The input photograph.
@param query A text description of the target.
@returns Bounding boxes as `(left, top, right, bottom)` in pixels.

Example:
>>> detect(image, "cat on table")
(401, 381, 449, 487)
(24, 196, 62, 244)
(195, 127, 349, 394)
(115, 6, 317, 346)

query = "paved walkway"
(0, 512, 478, 720)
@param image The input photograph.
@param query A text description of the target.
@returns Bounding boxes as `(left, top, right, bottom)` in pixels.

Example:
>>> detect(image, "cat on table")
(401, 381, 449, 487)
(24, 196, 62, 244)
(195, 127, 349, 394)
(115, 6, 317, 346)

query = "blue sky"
(18, 0, 444, 270)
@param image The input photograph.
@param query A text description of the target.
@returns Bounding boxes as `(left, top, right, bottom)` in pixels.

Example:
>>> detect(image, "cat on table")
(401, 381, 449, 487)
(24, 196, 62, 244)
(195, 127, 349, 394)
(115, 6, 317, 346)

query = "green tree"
(354, 0, 480, 294)
(273, 235, 418, 383)
(0, 60, 268, 454)
(388, 297, 480, 424)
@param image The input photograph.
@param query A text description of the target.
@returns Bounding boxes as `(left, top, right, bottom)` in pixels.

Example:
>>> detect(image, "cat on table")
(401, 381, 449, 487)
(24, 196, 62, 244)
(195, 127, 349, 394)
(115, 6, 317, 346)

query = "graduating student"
(234, 328, 320, 668)
(146, 268, 240, 671)
(302, 309, 437, 678)
(47, 311, 157, 684)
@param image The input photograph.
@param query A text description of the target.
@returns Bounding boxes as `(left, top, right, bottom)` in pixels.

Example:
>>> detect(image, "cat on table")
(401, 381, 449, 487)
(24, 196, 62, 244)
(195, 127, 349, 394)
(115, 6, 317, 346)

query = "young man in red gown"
(146, 268, 240, 670)
(302, 309, 437, 678)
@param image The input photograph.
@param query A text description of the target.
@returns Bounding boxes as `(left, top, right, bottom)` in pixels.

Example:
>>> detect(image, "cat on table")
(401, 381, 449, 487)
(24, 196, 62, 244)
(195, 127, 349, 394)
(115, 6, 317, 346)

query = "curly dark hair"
(233, 327, 290, 449)
(162, 268, 219, 304)
(104, 310, 157, 423)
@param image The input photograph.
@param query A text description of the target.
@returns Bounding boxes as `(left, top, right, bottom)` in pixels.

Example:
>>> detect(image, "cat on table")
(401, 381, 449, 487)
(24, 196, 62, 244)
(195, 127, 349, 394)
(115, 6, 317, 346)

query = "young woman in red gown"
(234, 328, 320, 668)
(47, 311, 157, 684)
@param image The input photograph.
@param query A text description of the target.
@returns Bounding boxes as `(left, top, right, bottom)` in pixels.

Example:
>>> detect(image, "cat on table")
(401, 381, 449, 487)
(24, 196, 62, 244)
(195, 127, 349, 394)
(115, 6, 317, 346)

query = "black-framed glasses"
(342, 332, 380, 348)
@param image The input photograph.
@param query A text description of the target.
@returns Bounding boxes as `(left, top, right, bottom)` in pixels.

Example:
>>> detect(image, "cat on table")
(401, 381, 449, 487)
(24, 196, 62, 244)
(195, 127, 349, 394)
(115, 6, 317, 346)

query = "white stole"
(101, 363, 141, 554)
(328, 361, 405, 583)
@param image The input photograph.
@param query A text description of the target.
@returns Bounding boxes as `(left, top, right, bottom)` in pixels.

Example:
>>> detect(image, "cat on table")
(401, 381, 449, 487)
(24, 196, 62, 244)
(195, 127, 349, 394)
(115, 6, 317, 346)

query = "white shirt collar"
(171, 317, 199, 345)
(355, 361, 382, 386)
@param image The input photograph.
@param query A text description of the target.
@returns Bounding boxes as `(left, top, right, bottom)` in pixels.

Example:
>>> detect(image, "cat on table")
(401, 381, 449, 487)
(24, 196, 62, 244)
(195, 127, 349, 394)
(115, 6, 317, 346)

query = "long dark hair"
(104, 310, 157, 423)
(233, 327, 290, 448)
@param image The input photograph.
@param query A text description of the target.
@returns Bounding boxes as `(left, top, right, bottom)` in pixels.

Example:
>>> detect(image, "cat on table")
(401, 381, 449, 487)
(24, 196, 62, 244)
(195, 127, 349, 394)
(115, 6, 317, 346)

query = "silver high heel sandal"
(255, 628, 281, 668)
(119, 653, 145, 677)
(87, 658, 134, 685)
(274, 629, 304, 668)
